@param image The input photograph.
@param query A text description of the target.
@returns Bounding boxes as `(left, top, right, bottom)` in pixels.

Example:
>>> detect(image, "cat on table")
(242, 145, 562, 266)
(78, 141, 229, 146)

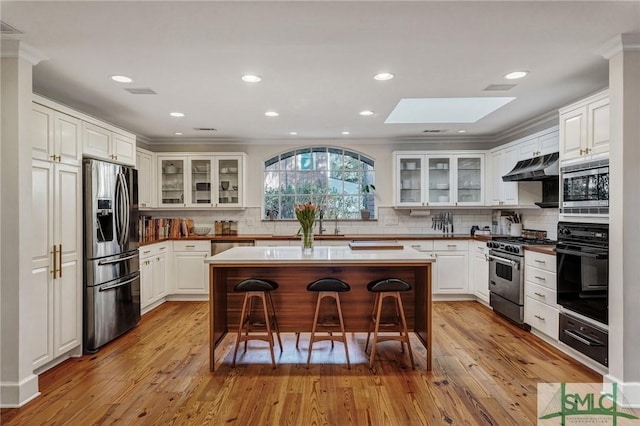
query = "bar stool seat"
(297, 278, 351, 369)
(232, 278, 283, 368)
(365, 278, 415, 369)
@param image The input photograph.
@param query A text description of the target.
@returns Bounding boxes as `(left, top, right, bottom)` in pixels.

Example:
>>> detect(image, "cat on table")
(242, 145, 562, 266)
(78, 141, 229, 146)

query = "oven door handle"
(486, 254, 520, 268)
(556, 248, 608, 260)
(563, 330, 604, 347)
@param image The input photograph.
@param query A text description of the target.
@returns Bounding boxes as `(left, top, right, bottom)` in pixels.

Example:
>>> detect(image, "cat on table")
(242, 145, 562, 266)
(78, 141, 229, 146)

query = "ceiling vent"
(194, 127, 217, 131)
(0, 20, 22, 35)
(124, 88, 157, 95)
(422, 129, 447, 133)
(483, 84, 517, 91)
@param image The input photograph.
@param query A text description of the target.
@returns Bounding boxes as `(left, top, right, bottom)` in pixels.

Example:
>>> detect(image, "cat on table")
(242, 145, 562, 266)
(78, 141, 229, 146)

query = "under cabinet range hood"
(502, 152, 560, 182)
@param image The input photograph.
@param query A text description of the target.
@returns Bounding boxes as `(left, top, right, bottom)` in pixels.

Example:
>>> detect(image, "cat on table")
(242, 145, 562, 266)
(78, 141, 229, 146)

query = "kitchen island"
(205, 245, 435, 371)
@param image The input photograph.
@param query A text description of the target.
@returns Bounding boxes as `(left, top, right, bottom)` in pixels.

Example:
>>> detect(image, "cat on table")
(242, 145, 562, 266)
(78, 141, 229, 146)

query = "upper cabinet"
(82, 122, 136, 166)
(394, 152, 485, 207)
(559, 90, 609, 162)
(517, 129, 559, 160)
(32, 103, 82, 166)
(136, 148, 155, 209)
(490, 145, 520, 206)
(157, 153, 246, 209)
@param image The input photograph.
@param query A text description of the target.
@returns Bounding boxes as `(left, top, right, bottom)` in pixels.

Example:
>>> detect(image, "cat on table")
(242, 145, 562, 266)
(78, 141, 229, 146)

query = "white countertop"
(205, 246, 436, 265)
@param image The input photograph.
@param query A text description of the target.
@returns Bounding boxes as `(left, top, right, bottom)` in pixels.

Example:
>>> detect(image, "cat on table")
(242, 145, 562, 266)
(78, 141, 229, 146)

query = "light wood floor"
(1, 301, 600, 425)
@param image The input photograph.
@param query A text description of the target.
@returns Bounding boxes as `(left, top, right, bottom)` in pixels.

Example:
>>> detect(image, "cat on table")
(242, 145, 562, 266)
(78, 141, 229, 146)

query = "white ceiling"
(2, 1, 640, 144)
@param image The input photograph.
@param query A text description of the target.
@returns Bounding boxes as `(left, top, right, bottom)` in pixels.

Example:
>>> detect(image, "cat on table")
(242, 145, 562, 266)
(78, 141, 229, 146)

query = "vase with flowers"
(295, 202, 319, 254)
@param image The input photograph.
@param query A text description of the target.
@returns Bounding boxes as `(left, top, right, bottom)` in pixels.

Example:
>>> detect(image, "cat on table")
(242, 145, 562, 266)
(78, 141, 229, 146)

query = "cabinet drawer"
(140, 242, 170, 258)
(525, 250, 556, 273)
(525, 296, 559, 339)
(173, 240, 211, 252)
(525, 281, 558, 308)
(433, 240, 469, 251)
(400, 240, 434, 252)
(525, 266, 556, 290)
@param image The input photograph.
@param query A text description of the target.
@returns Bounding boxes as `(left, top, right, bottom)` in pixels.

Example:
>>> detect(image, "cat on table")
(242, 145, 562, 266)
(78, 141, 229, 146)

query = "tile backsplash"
(147, 206, 559, 240)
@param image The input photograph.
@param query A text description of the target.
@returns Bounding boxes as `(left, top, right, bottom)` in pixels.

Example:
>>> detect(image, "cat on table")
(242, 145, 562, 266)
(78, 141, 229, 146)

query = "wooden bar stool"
(296, 278, 351, 369)
(232, 278, 283, 368)
(365, 278, 415, 369)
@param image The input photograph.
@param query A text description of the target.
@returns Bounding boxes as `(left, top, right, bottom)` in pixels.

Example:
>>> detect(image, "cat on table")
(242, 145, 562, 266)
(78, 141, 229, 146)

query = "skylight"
(385, 97, 516, 124)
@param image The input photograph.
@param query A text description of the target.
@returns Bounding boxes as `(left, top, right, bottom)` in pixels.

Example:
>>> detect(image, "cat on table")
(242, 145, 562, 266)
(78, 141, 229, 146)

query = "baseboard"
(166, 294, 208, 302)
(432, 294, 476, 302)
(604, 375, 640, 407)
(0, 374, 40, 408)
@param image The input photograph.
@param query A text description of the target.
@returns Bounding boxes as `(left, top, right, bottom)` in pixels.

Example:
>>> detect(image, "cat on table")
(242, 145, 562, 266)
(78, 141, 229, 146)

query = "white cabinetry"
(140, 242, 170, 313)
(524, 250, 558, 340)
(394, 152, 485, 207)
(559, 90, 609, 162)
(82, 122, 136, 166)
(136, 148, 155, 208)
(470, 241, 489, 303)
(489, 146, 520, 206)
(157, 153, 246, 208)
(173, 241, 210, 295)
(32, 103, 82, 166)
(31, 159, 82, 369)
(517, 129, 559, 160)
(433, 240, 469, 294)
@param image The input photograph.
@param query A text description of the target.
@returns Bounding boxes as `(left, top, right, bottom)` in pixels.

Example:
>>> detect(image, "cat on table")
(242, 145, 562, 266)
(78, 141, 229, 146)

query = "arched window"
(264, 147, 375, 220)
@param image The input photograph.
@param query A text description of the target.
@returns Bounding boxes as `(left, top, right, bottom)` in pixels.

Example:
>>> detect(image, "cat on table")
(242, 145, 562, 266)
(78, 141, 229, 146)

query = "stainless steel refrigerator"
(83, 158, 140, 352)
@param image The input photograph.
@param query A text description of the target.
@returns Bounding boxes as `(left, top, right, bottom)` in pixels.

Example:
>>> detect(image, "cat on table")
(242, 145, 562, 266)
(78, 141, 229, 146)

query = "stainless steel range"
(487, 237, 555, 328)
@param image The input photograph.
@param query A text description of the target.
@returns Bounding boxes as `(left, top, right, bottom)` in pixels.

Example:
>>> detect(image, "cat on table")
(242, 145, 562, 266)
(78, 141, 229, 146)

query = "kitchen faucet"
(318, 208, 326, 235)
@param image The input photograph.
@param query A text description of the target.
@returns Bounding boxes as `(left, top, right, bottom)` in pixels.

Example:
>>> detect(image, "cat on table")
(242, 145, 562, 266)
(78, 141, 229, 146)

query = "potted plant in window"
(360, 184, 376, 220)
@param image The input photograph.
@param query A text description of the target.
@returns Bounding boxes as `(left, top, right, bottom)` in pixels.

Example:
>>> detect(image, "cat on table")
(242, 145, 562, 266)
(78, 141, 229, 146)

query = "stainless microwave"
(560, 158, 609, 215)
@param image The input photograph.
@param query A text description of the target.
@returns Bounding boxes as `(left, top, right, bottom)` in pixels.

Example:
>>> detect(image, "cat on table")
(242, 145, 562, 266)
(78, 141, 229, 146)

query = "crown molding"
(597, 33, 640, 60)
(0, 39, 48, 65)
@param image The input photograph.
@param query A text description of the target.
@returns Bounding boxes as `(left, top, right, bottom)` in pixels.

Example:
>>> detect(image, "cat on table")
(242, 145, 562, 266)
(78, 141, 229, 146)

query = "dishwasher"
(211, 240, 255, 255)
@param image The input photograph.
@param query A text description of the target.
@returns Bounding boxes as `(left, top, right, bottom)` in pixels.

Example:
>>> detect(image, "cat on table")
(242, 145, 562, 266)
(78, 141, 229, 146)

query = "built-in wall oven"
(560, 158, 609, 216)
(556, 222, 609, 366)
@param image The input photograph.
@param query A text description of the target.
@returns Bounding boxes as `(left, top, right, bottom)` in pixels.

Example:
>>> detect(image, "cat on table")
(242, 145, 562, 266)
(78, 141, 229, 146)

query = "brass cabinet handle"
(51, 245, 58, 278)
(58, 244, 62, 277)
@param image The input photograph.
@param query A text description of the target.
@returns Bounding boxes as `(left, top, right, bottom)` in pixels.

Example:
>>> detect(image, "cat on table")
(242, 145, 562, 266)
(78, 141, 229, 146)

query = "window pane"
(264, 147, 375, 220)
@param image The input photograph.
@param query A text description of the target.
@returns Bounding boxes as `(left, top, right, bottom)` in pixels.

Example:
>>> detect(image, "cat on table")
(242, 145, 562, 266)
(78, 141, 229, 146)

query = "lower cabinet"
(173, 241, 211, 295)
(470, 241, 489, 303)
(433, 240, 469, 294)
(524, 251, 558, 340)
(140, 242, 170, 313)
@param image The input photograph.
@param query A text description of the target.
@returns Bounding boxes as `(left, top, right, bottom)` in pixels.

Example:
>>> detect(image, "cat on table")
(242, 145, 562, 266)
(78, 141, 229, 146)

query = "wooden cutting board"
(349, 241, 404, 250)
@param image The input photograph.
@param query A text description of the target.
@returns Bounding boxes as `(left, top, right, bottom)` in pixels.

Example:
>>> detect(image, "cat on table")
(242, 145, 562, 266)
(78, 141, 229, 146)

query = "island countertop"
(204, 245, 436, 265)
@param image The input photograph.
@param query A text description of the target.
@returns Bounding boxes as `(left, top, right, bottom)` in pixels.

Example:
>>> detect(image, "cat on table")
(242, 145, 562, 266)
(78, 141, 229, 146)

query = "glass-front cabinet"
(159, 157, 186, 207)
(157, 153, 246, 208)
(394, 152, 485, 207)
(396, 154, 425, 207)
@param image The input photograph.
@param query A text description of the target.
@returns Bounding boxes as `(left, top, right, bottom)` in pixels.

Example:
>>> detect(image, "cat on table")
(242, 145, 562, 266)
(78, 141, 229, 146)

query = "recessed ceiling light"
(504, 71, 529, 80)
(359, 110, 375, 116)
(374, 72, 394, 81)
(265, 111, 279, 117)
(458, 130, 467, 134)
(342, 131, 350, 135)
(174, 132, 183, 136)
(289, 131, 297, 135)
(242, 74, 262, 83)
(111, 74, 134, 83)
(170, 112, 185, 117)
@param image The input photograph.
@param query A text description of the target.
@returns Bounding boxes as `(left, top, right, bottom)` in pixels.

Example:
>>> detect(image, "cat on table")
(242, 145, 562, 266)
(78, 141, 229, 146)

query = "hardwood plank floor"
(1, 301, 600, 425)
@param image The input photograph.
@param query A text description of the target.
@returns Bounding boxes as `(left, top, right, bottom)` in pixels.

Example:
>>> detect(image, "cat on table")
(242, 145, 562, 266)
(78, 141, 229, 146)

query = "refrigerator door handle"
(120, 172, 130, 245)
(99, 274, 139, 292)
